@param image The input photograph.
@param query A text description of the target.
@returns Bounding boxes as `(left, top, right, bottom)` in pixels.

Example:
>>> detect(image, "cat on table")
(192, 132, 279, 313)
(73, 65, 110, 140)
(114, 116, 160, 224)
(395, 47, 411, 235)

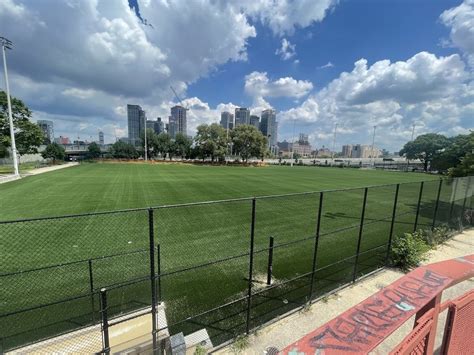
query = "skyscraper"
(260, 109, 278, 148)
(342, 144, 352, 158)
(250, 115, 260, 128)
(127, 104, 145, 146)
(170, 105, 187, 138)
(155, 117, 165, 134)
(220, 112, 234, 130)
(98, 131, 104, 145)
(234, 107, 250, 127)
(37, 120, 54, 144)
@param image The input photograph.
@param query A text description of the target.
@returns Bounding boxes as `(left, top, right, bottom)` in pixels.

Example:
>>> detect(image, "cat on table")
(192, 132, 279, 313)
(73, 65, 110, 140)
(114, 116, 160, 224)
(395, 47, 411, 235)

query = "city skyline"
(1, 1, 472, 150)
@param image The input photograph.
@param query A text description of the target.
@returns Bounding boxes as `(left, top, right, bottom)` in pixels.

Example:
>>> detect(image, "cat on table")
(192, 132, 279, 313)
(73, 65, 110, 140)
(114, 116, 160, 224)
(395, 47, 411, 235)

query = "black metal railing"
(0, 176, 472, 353)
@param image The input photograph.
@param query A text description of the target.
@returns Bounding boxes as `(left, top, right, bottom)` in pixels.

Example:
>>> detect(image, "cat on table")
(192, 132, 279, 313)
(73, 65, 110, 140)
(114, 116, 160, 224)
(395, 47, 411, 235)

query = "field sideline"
(0, 162, 433, 220)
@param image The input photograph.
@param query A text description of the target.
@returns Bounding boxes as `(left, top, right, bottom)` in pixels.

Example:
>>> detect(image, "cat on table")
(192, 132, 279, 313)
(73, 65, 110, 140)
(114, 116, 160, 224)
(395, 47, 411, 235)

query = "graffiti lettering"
(303, 269, 450, 352)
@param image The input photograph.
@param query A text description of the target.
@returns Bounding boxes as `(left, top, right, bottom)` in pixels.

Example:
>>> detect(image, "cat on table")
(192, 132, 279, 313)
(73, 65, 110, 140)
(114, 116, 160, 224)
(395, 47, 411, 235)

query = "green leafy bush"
(391, 232, 429, 271)
(418, 226, 451, 246)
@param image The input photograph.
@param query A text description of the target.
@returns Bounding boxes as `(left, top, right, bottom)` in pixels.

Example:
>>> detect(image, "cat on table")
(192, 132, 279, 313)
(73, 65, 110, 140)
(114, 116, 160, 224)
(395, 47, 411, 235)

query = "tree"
(399, 133, 450, 171)
(194, 123, 229, 162)
(174, 132, 192, 159)
(109, 140, 138, 159)
(0, 91, 43, 158)
(154, 133, 172, 159)
(449, 152, 474, 177)
(431, 132, 474, 172)
(41, 142, 65, 163)
(87, 142, 101, 159)
(231, 125, 267, 162)
(140, 128, 158, 158)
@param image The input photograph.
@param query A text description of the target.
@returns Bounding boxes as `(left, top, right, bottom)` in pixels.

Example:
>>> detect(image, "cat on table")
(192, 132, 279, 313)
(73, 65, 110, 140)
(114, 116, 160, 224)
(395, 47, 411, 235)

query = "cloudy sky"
(0, 0, 473, 150)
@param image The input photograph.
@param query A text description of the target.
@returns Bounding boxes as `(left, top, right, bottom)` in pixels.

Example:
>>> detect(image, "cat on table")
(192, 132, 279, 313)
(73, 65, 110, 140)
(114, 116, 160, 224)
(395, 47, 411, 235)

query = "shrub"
(390, 232, 429, 271)
(230, 335, 249, 354)
(418, 226, 451, 246)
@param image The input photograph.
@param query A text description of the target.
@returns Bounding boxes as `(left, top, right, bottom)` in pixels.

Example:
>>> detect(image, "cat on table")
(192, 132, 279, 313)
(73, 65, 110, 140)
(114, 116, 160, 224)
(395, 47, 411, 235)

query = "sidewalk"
(23, 162, 79, 175)
(214, 229, 474, 354)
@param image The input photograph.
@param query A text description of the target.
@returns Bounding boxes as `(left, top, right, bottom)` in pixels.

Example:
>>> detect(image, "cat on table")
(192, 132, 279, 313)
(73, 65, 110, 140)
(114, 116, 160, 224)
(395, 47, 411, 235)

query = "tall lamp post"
(1, 36, 19, 176)
(331, 123, 338, 165)
(143, 114, 148, 161)
(371, 125, 377, 166)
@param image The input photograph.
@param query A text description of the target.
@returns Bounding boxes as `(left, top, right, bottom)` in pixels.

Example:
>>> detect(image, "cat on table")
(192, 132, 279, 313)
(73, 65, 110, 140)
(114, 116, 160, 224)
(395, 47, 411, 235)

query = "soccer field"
(3, 163, 462, 351)
(0, 162, 433, 220)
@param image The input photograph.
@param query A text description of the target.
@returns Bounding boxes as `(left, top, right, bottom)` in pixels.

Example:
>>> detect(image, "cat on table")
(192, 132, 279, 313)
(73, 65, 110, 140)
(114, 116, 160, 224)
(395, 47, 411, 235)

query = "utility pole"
(331, 123, 338, 164)
(1, 36, 19, 176)
(406, 123, 415, 171)
(290, 119, 296, 167)
(371, 125, 377, 166)
(144, 114, 148, 161)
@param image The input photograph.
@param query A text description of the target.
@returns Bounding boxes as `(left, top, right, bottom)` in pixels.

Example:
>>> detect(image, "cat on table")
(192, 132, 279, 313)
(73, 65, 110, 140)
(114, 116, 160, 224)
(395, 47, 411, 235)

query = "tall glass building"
(127, 104, 145, 146)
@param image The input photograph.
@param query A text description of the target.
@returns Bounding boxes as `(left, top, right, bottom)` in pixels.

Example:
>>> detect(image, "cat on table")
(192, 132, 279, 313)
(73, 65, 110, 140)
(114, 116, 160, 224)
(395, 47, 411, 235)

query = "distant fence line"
(0, 176, 472, 353)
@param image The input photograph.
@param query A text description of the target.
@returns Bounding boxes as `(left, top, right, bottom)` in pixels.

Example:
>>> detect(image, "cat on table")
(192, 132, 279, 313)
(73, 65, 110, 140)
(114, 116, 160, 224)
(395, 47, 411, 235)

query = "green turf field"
(2, 163, 467, 351)
(0, 162, 434, 220)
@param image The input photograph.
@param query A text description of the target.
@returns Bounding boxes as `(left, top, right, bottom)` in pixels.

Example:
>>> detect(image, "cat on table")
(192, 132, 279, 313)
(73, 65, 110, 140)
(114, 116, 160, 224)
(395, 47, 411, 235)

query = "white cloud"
(275, 38, 297, 61)
(245, 71, 313, 99)
(278, 52, 473, 150)
(318, 62, 334, 69)
(239, 0, 338, 35)
(440, 0, 474, 67)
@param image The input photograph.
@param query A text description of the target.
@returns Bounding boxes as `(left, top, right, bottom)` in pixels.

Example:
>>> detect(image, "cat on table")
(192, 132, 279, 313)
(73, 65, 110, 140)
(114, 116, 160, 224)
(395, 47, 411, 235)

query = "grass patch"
(1, 164, 467, 351)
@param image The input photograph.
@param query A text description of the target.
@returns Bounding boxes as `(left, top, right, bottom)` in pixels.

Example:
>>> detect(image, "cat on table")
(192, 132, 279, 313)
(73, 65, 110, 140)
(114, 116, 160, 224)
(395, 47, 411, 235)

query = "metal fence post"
(413, 181, 424, 232)
(432, 179, 443, 229)
(353, 187, 368, 282)
(148, 208, 158, 354)
(245, 198, 256, 334)
(156, 244, 162, 303)
(385, 184, 399, 266)
(88, 259, 95, 322)
(449, 178, 458, 222)
(266, 236, 274, 286)
(100, 288, 110, 354)
(309, 192, 323, 300)
(461, 177, 470, 228)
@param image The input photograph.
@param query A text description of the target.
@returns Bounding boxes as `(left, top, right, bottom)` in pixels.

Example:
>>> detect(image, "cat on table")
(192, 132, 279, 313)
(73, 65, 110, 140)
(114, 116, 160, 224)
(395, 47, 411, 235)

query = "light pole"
(331, 123, 338, 165)
(371, 125, 377, 166)
(143, 115, 148, 161)
(290, 119, 296, 167)
(1, 36, 19, 176)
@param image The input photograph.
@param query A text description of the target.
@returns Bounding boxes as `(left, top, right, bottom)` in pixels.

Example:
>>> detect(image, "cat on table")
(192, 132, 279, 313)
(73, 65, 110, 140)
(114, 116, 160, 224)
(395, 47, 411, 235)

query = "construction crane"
(170, 86, 189, 110)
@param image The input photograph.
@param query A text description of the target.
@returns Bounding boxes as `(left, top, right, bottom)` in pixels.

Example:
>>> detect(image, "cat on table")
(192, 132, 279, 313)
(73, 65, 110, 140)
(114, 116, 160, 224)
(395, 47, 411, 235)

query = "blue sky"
(0, 0, 472, 150)
(190, 0, 462, 109)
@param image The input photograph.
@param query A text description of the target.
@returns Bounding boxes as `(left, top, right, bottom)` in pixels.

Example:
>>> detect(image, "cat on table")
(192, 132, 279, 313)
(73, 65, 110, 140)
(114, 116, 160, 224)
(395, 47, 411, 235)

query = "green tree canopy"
(154, 132, 172, 159)
(399, 133, 450, 171)
(87, 142, 101, 159)
(41, 142, 65, 163)
(140, 128, 158, 158)
(174, 132, 192, 158)
(109, 140, 138, 159)
(449, 152, 474, 177)
(231, 124, 267, 162)
(0, 91, 43, 158)
(194, 123, 229, 161)
(431, 132, 474, 173)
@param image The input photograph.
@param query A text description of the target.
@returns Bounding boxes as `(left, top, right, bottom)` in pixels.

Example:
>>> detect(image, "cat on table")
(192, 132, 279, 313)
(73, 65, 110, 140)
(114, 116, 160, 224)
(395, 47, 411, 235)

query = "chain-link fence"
(0, 176, 472, 353)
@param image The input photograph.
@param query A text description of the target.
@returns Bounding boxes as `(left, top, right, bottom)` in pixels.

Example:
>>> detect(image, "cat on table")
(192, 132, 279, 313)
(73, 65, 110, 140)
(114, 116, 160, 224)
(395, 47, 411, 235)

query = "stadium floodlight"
(1, 36, 19, 176)
(331, 123, 338, 164)
(371, 125, 377, 166)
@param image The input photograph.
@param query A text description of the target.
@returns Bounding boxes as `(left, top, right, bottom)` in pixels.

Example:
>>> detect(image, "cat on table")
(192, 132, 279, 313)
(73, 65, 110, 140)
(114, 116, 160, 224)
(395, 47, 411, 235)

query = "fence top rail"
(0, 177, 447, 224)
